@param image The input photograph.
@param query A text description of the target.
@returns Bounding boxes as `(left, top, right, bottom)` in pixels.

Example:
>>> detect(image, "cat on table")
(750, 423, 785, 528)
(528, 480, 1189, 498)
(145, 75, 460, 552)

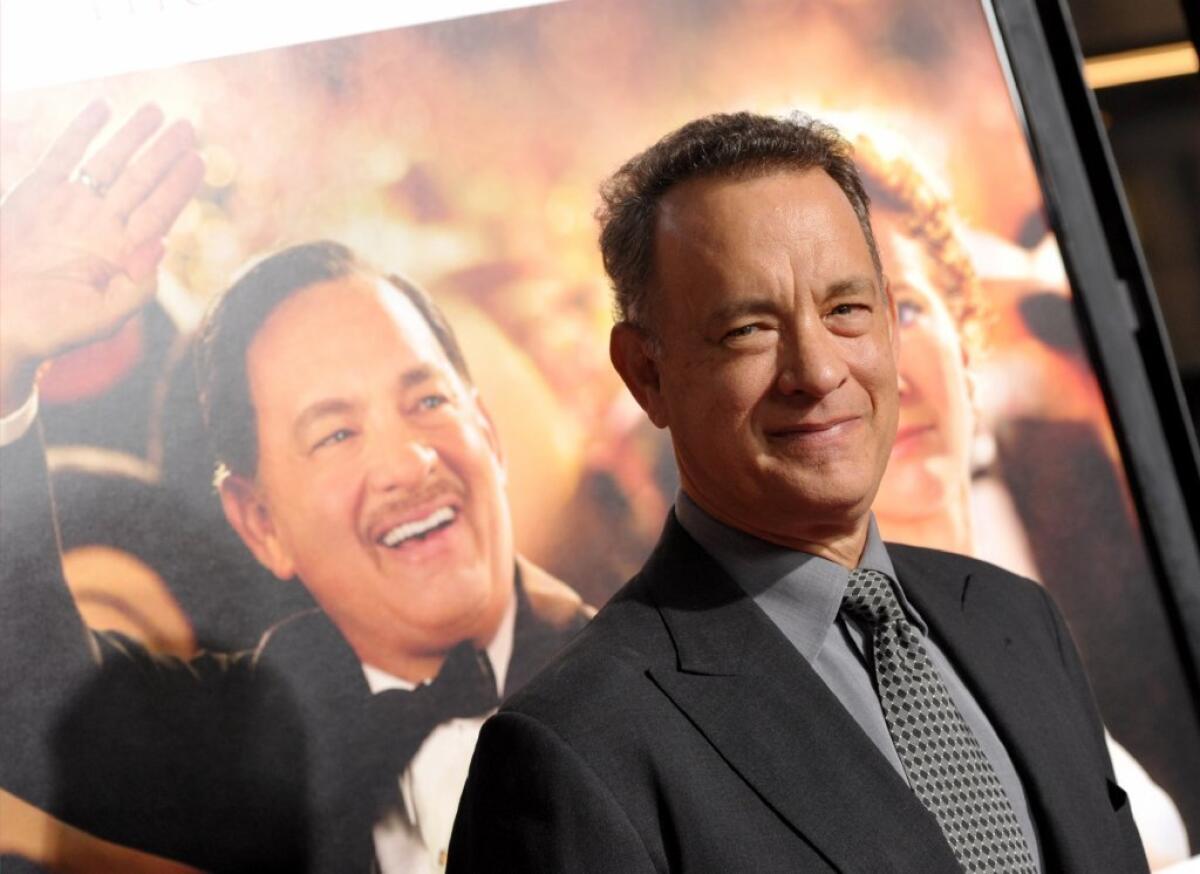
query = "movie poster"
(1, 0, 1195, 870)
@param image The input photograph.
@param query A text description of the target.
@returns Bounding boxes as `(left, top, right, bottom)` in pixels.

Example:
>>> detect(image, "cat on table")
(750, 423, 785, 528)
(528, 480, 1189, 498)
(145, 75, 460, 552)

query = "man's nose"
(366, 431, 438, 493)
(776, 312, 849, 398)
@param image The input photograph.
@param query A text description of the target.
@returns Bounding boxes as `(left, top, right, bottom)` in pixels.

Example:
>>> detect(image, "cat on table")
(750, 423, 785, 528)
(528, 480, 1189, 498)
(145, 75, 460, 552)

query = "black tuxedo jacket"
(0, 425, 589, 873)
(448, 513, 1148, 873)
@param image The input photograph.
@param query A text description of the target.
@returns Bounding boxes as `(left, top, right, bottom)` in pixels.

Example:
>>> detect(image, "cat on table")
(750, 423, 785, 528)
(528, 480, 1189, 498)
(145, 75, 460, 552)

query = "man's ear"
(219, 474, 296, 581)
(610, 322, 669, 429)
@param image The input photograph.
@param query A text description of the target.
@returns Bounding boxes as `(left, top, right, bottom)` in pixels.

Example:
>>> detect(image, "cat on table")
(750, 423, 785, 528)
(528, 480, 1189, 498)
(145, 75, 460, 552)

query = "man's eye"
(829, 303, 866, 317)
(724, 324, 759, 340)
(417, 394, 449, 411)
(897, 300, 925, 326)
(314, 428, 354, 451)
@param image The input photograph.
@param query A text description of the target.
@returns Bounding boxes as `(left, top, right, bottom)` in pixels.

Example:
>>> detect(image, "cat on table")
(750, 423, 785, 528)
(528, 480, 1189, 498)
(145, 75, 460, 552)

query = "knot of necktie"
(361, 641, 500, 815)
(841, 567, 907, 629)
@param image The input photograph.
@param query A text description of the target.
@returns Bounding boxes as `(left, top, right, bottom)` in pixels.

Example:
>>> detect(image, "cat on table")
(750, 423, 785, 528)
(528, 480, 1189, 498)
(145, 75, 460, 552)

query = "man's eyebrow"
(400, 363, 436, 389)
(706, 297, 778, 327)
(824, 276, 878, 300)
(705, 279, 878, 327)
(292, 398, 356, 443)
(290, 366, 442, 442)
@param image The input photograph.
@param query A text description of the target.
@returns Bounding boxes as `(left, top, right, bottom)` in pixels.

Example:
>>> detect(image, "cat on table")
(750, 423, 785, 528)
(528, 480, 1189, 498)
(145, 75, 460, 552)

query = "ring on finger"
(76, 169, 110, 197)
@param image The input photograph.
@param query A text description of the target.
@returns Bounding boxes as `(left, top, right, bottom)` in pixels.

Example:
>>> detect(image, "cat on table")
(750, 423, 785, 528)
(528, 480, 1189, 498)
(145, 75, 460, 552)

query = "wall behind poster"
(2, 0, 1196, 863)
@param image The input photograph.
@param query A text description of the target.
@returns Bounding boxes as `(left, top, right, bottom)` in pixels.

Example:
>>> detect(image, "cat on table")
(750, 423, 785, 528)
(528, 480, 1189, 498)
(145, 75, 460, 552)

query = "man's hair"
(597, 111, 881, 331)
(852, 136, 983, 349)
(196, 240, 472, 480)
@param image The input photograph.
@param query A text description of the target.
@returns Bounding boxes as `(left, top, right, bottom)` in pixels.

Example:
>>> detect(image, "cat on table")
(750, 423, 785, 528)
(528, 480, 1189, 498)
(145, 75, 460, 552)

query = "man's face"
(226, 274, 513, 674)
(621, 169, 899, 547)
(872, 209, 973, 521)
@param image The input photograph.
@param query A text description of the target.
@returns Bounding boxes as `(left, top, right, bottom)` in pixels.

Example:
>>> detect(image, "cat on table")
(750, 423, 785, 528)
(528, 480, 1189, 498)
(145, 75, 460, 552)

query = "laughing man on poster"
(0, 103, 588, 873)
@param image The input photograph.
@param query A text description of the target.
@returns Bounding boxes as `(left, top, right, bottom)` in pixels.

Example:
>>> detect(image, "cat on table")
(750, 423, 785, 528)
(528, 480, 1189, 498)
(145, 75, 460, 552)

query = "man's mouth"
(378, 506, 458, 548)
(767, 416, 859, 437)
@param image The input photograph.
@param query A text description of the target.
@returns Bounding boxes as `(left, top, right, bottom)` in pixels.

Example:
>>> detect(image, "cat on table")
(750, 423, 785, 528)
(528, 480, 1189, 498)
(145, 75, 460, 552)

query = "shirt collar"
(362, 575, 518, 695)
(673, 490, 925, 663)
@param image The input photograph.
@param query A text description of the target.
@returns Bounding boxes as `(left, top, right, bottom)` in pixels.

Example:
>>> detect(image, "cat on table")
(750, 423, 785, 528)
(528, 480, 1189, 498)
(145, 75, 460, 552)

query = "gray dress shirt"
(674, 492, 1042, 870)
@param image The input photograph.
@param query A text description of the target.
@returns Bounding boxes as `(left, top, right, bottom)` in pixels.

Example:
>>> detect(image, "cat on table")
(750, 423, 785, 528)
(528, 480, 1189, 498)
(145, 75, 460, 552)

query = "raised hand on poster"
(0, 101, 204, 414)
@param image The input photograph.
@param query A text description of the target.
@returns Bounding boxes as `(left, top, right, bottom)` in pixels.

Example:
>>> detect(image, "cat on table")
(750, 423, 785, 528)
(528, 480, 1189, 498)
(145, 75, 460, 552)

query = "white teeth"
(381, 507, 457, 548)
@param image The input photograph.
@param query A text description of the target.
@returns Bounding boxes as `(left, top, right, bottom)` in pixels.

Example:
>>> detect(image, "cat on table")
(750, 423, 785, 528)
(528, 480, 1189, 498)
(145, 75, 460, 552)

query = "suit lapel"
(644, 518, 961, 874)
(892, 546, 1113, 872)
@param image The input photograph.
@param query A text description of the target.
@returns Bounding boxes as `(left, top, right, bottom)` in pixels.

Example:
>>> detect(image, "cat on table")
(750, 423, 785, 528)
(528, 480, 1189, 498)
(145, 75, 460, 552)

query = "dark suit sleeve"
(0, 422, 98, 805)
(1036, 585, 1150, 873)
(2, 423, 311, 872)
(448, 710, 659, 874)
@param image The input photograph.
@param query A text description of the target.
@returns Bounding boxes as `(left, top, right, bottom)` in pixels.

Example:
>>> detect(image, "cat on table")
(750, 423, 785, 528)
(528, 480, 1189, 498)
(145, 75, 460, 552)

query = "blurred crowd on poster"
(1, 0, 1196, 870)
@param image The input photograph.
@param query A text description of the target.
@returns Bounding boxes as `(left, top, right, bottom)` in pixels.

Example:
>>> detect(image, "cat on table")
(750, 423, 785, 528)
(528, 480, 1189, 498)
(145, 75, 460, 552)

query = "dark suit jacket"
(448, 513, 1148, 873)
(0, 425, 589, 873)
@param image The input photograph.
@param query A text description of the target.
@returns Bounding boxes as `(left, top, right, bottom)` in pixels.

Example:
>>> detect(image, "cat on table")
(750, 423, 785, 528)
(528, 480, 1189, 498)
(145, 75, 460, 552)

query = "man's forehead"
(655, 169, 869, 271)
(245, 272, 458, 402)
(255, 273, 438, 352)
(655, 170, 873, 279)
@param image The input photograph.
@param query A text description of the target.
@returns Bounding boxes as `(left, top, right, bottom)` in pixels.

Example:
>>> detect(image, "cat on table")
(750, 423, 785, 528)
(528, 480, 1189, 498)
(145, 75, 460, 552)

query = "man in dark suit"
(0, 106, 588, 872)
(448, 112, 1148, 872)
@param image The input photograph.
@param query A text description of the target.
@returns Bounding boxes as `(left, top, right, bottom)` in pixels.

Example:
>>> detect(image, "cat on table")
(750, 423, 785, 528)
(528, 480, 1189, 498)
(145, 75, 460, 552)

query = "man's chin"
(383, 569, 508, 631)
(406, 609, 508, 654)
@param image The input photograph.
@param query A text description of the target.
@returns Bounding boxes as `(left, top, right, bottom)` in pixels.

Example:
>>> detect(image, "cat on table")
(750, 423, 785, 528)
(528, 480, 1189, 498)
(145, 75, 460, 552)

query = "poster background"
(2, 0, 1197, 862)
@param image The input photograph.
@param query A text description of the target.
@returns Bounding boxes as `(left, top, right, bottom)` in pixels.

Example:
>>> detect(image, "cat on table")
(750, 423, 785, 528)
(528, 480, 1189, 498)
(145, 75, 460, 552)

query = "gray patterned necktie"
(842, 567, 1038, 873)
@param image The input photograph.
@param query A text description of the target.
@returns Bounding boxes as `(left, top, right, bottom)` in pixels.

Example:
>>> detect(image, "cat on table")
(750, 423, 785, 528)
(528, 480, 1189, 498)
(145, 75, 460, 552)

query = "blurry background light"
(1085, 41, 1199, 89)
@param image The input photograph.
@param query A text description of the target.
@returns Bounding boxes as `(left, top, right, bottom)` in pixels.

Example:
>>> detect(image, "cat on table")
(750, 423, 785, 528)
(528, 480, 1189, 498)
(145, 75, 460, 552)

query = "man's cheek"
(709, 369, 761, 411)
(309, 455, 362, 494)
(297, 482, 357, 540)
